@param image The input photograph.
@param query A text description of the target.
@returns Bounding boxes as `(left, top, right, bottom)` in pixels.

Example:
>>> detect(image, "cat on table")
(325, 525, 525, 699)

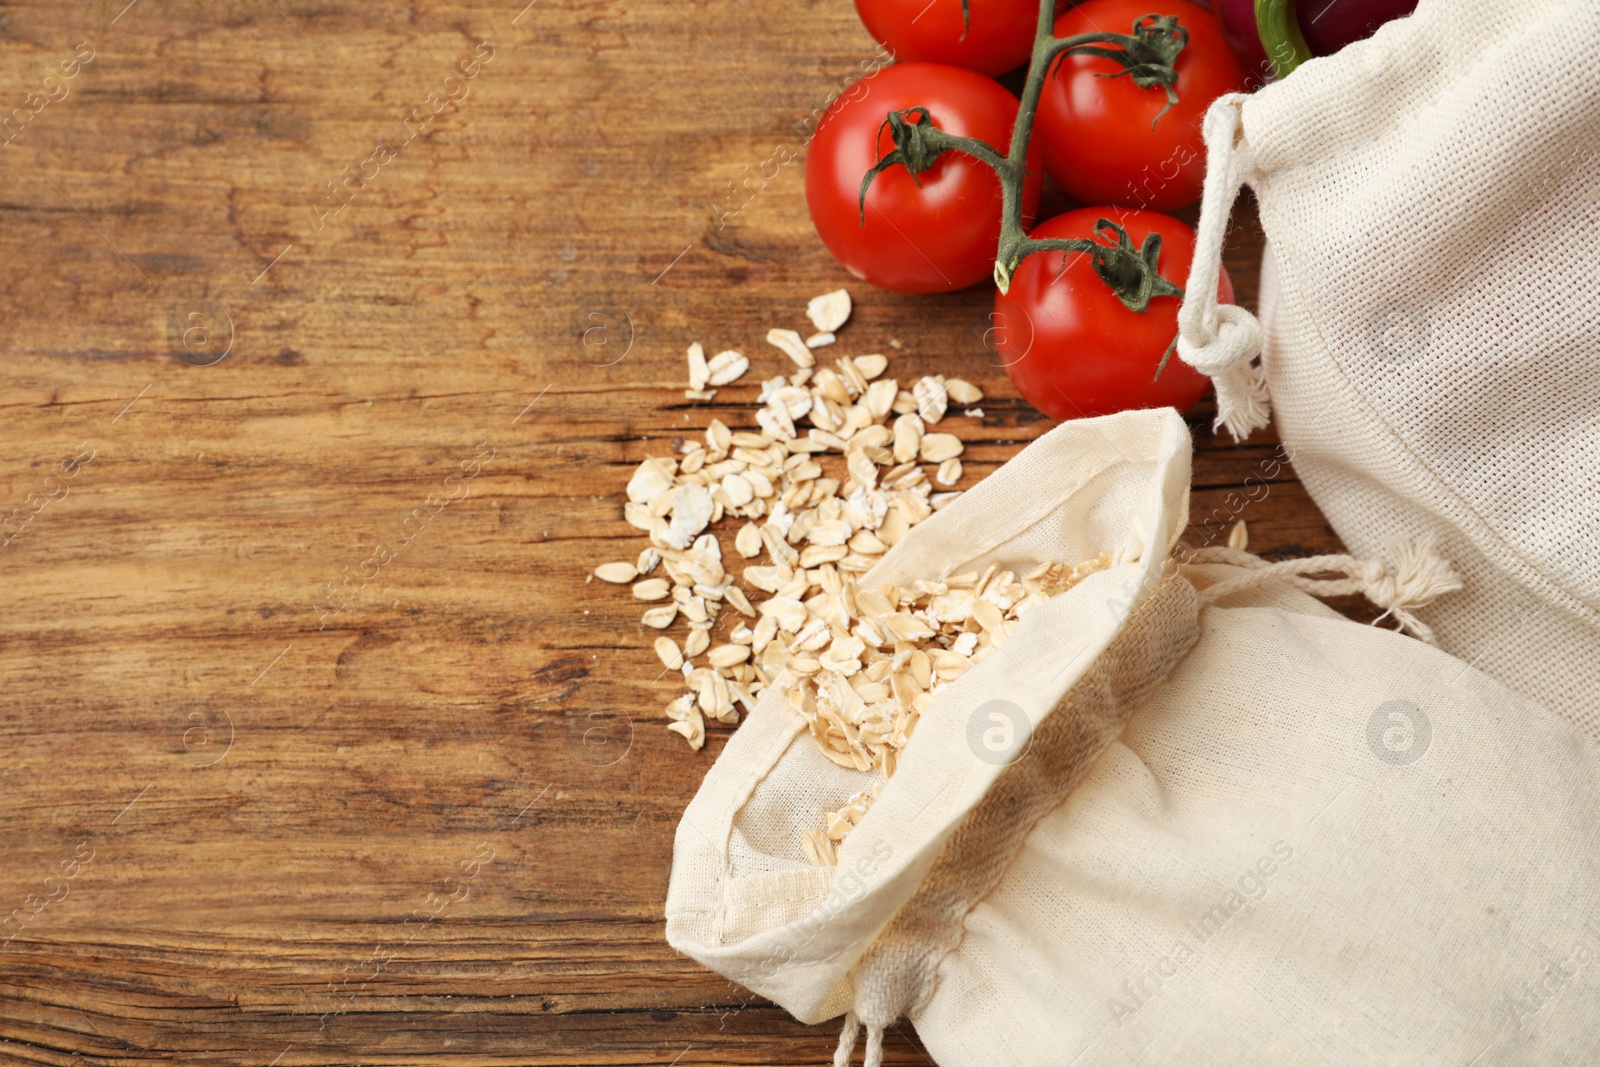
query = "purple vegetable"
(1216, 0, 1418, 84)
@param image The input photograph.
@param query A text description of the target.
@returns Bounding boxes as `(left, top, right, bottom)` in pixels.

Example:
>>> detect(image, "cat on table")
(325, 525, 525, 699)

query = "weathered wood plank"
(0, 0, 1338, 1062)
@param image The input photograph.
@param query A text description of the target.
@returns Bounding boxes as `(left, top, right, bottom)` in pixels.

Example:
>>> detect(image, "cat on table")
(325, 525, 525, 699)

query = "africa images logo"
(1108, 841, 1295, 1026)
(1498, 918, 1600, 1033)
(1366, 700, 1431, 765)
(965, 698, 1033, 766)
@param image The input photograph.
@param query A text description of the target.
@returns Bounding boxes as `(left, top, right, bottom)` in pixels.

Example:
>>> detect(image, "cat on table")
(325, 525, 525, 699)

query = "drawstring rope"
(825, 543, 1465, 1067)
(833, 1012, 884, 1067)
(823, 536, 1459, 1065)
(1188, 535, 1463, 645)
(1176, 94, 1272, 441)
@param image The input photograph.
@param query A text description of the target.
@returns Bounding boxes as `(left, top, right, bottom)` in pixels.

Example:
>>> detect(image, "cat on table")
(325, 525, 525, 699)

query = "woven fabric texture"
(1180, 0, 1600, 734)
(665, 409, 1600, 1064)
(665, 408, 1194, 1022)
(913, 563, 1600, 1066)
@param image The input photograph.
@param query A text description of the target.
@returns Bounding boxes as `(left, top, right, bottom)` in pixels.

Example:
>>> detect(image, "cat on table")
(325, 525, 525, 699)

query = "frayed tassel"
(1215, 353, 1272, 442)
(1365, 535, 1464, 646)
(1179, 305, 1271, 441)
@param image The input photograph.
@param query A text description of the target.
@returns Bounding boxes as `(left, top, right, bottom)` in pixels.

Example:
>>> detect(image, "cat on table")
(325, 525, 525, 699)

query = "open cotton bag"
(665, 408, 1600, 1065)
(1174, 0, 1600, 737)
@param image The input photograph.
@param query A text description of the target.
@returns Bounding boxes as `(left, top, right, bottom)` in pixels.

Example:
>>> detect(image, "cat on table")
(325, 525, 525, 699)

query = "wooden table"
(0, 1, 1349, 1063)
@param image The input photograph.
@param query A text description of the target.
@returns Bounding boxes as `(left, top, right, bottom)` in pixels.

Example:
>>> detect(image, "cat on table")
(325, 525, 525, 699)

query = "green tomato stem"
(856, 0, 1193, 374)
(858, 2, 1190, 301)
(1254, 0, 1313, 79)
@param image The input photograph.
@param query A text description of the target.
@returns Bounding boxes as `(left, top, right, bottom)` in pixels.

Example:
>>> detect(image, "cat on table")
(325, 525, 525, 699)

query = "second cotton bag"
(665, 410, 1600, 1066)
(1174, 0, 1600, 737)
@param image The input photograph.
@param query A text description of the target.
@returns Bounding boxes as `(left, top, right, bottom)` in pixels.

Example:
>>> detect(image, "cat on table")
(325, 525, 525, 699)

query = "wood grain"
(0, 0, 1347, 1063)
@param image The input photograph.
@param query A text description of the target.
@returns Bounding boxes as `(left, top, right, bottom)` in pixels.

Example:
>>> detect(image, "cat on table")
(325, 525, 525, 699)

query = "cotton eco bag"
(664, 408, 1600, 1065)
(1174, 0, 1600, 737)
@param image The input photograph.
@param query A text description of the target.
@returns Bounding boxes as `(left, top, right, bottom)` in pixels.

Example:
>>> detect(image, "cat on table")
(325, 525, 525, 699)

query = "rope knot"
(1176, 301, 1261, 376)
(1177, 302, 1269, 441)
(1361, 536, 1464, 644)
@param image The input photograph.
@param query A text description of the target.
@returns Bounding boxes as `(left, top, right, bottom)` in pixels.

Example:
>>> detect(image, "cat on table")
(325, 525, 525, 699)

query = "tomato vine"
(859, 2, 1193, 304)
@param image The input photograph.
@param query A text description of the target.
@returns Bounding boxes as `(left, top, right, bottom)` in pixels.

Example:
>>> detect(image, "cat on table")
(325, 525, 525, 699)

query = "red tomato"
(854, 0, 1049, 77)
(806, 62, 1042, 294)
(1033, 0, 1247, 211)
(993, 207, 1232, 419)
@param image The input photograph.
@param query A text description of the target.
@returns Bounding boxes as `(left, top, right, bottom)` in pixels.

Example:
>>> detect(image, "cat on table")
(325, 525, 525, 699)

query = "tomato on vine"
(853, 0, 1056, 77)
(834, 0, 1227, 422)
(805, 62, 1042, 294)
(993, 207, 1232, 419)
(1033, 0, 1247, 211)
